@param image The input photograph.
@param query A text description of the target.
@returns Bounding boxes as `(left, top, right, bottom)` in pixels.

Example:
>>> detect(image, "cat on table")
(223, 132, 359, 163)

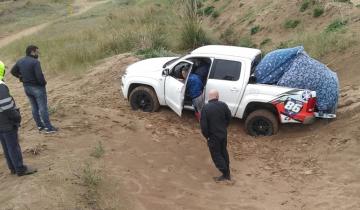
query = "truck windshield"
(162, 54, 188, 68)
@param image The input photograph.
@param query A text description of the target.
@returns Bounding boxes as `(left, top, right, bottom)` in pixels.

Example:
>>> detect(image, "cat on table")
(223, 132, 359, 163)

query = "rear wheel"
(129, 86, 160, 112)
(245, 109, 279, 136)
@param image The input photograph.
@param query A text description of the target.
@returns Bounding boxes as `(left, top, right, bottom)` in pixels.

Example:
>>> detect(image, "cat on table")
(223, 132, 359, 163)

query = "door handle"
(230, 87, 239, 92)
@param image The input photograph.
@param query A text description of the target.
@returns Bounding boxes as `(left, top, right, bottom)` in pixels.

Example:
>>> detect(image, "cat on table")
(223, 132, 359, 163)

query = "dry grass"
(0, 0, 69, 36)
(0, 1, 179, 74)
(90, 141, 105, 159)
(0, 0, 358, 74)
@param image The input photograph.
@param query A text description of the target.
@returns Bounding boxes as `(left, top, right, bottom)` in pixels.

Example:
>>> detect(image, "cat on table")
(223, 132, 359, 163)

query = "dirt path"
(0, 0, 108, 48)
(0, 54, 359, 210)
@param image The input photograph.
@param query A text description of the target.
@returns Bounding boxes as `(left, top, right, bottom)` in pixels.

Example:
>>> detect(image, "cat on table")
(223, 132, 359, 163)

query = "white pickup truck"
(121, 45, 317, 136)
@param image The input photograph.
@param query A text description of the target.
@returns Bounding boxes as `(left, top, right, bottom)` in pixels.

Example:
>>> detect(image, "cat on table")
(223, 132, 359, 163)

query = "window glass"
(209, 59, 241, 81)
(172, 62, 192, 79)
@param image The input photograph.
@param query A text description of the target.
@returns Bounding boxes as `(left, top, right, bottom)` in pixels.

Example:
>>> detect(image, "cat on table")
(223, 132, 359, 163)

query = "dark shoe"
(213, 175, 230, 182)
(38, 126, 45, 132)
(44, 127, 58, 134)
(17, 166, 37, 176)
(10, 170, 16, 175)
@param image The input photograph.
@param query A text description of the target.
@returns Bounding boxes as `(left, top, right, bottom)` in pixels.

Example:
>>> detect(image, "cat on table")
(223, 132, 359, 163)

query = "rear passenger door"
(205, 59, 245, 116)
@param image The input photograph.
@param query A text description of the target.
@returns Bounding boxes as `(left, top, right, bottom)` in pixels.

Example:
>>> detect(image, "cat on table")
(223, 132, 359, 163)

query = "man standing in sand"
(11, 45, 57, 134)
(200, 89, 232, 182)
(0, 61, 37, 176)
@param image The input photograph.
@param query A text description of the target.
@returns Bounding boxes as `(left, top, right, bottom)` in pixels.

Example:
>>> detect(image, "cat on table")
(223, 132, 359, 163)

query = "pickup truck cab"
(121, 45, 316, 136)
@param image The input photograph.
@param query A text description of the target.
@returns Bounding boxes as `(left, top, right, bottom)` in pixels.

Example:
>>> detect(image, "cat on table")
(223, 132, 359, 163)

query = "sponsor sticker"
(284, 99, 303, 116)
(301, 90, 312, 101)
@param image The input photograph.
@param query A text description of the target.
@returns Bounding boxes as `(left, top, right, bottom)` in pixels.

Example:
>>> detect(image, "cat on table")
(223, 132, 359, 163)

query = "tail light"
(306, 97, 316, 112)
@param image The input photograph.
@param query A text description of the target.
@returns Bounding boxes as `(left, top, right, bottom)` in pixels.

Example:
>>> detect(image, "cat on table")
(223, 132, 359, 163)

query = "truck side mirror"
(162, 69, 169, 76)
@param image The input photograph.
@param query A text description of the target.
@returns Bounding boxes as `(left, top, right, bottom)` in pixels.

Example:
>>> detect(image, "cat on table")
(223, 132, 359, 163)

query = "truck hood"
(126, 57, 178, 76)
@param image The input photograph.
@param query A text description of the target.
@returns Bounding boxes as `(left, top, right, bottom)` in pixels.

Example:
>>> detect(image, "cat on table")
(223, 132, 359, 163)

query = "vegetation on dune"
(0, 0, 70, 36)
(179, 0, 211, 50)
(284, 19, 301, 29)
(277, 26, 356, 59)
(0, 0, 358, 74)
(313, 6, 324, 17)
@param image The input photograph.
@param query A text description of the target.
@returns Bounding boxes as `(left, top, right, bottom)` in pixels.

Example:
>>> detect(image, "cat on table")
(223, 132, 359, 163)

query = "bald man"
(200, 89, 232, 182)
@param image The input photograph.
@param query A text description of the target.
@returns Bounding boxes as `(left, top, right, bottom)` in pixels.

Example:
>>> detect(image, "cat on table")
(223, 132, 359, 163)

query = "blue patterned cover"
(277, 52, 339, 113)
(255, 46, 304, 84)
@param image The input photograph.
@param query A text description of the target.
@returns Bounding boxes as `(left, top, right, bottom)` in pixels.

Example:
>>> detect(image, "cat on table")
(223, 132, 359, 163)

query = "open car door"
(164, 61, 193, 116)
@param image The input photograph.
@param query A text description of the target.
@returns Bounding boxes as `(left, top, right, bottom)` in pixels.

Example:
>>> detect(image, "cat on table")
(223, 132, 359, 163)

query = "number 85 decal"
(284, 100, 303, 113)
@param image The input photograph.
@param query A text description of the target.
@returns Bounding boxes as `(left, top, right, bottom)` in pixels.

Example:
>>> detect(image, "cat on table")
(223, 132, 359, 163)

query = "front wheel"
(129, 86, 160, 112)
(245, 109, 279, 136)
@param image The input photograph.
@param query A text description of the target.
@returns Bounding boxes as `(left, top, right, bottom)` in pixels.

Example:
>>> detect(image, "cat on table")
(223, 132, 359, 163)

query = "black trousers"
(207, 137, 230, 177)
(0, 129, 26, 174)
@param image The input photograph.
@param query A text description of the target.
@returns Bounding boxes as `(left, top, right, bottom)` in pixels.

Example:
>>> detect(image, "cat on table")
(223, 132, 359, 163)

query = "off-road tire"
(245, 109, 279, 136)
(129, 86, 160, 112)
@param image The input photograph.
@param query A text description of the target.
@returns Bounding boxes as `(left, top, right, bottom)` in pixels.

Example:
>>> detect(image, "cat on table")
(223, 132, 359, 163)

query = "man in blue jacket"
(0, 61, 37, 176)
(181, 67, 204, 121)
(11, 45, 57, 134)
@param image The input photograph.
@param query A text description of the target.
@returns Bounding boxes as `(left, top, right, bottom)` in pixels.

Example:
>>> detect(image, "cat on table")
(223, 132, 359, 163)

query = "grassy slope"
(201, 0, 360, 85)
(204, 0, 359, 56)
(0, 0, 359, 81)
(0, 0, 180, 74)
(0, 0, 72, 37)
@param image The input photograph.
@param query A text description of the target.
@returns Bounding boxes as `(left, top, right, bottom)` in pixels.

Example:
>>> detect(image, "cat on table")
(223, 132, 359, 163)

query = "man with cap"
(200, 89, 232, 182)
(0, 61, 37, 176)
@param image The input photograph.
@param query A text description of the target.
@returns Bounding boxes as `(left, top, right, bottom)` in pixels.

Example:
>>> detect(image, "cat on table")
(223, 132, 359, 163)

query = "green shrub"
(238, 36, 257, 48)
(204, 6, 215, 16)
(260, 38, 271, 47)
(82, 163, 101, 189)
(334, 0, 351, 3)
(220, 27, 238, 45)
(146, 23, 169, 50)
(180, 21, 211, 49)
(284, 20, 300, 29)
(313, 7, 324, 17)
(300, 0, 311, 12)
(179, 0, 211, 49)
(356, 4, 360, 8)
(325, 19, 347, 32)
(90, 142, 105, 159)
(250, 25, 261, 35)
(211, 10, 219, 18)
(136, 48, 177, 59)
(277, 41, 292, 49)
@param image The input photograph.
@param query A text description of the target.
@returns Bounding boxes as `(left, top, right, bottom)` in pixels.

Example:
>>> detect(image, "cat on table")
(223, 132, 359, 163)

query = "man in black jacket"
(200, 89, 232, 182)
(0, 61, 37, 176)
(11, 45, 57, 134)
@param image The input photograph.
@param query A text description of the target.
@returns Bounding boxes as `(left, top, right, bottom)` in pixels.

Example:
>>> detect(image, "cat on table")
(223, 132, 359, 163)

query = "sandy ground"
(0, 0, 359, 209)
(0, 53, 359, 210)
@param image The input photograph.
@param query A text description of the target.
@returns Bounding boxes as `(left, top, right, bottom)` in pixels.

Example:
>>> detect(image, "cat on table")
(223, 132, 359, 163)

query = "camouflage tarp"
(255, 46, 304, 84)
(255, 46, 339, 113)
(277, 52, 339, 113)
